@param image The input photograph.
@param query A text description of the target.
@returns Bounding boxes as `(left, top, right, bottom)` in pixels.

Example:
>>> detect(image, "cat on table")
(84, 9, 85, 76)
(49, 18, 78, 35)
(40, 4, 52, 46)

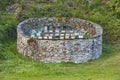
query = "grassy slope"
(0, 0, 120, 80)
(0, 42, 120, 80)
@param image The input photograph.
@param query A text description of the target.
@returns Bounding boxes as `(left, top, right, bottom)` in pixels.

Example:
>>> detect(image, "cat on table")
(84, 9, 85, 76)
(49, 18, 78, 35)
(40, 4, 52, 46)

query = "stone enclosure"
(17, 18, 103, 63)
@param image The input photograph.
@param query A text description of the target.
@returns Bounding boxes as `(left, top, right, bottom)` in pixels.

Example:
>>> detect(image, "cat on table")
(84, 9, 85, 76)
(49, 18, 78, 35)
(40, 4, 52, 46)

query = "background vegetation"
(0, 0, 120, 80)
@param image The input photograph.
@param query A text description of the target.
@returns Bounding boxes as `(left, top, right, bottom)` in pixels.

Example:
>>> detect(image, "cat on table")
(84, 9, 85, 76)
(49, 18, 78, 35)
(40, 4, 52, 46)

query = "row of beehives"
(29, 26, 88, 39)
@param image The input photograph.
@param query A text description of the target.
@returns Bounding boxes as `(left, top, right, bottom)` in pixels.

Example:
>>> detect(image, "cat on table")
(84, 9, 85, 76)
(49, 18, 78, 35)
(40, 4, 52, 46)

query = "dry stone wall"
(17, 18, 103, 63)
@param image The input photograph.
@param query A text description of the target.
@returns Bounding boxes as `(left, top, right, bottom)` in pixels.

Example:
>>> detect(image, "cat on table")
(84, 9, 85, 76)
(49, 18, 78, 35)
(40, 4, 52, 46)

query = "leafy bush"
(0, 0, 16, 10)
(0, 12, 18, 43)
(108, 0, 120, 18)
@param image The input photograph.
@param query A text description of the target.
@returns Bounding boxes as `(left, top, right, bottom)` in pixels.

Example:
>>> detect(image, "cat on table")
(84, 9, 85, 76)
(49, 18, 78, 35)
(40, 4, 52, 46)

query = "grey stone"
(17, 18, 103, 63)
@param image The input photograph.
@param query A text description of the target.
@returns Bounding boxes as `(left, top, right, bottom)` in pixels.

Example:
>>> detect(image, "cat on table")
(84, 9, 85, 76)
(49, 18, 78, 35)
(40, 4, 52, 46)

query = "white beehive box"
(43, 36, 48, 39)
(60, 36, 64, 39)
(65, 36, 69, 39)
(38, 36, 42, 39)
(74, 32, 79, 36)
(46, 34, 49, 36)
(44, 26, 47, 31)
(66, 33, 70, 36)
(48, 36, 52, 39)
(55, 33, 59, 36)
(70, 30, 74, 33)
(79, 35, 83, 38)
(36, 32, 41, 37)
(50, 34, 53, 36)
(49, 30, 53, 33)
(60, 33, 64, 36)
(71, 35, 75, 39)
(61, 30, 65, 33)
(55, 30, 60, 33)
(31, 34, 35, 38)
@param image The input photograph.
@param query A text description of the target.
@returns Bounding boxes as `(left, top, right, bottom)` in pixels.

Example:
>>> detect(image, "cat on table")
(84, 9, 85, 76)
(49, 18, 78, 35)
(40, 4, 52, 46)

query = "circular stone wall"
(17, 18, 103, 63)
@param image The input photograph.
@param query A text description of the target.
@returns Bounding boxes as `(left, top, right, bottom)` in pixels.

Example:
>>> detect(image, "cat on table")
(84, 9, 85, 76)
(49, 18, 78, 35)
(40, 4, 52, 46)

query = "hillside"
(0, 0, 120, 80)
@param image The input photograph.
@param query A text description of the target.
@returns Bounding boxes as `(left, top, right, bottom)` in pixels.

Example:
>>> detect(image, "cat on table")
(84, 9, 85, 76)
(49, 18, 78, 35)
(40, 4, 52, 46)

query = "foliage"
(0, 12, 18, 43)
(0, 44, 6, 60)
(0, 0, 16, 10)
(108, 0, 120, 18)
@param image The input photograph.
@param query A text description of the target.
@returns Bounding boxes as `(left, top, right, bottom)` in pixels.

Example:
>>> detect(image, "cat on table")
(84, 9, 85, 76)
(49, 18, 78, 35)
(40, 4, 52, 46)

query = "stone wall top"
(17, 18, 103, 39)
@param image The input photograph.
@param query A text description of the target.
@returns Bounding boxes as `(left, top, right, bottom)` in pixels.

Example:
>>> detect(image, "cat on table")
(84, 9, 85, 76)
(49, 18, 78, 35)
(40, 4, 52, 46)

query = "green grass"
(0, 41, 120, 80)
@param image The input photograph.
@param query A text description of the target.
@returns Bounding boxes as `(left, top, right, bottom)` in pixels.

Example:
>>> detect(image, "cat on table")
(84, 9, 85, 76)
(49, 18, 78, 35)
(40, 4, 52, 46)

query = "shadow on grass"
(101, 43, 118, 59)
(0, 44, 7, 60)
(0, 53, 6, 60)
